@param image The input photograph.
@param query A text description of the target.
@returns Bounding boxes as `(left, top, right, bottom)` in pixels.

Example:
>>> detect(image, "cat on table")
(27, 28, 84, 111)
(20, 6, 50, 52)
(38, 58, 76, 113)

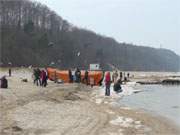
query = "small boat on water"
(47, 68, 104, 86)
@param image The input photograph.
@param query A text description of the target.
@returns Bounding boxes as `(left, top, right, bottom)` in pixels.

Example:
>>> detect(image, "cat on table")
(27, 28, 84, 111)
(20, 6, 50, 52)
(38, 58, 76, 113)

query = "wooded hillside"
(0, 0, 180, 71)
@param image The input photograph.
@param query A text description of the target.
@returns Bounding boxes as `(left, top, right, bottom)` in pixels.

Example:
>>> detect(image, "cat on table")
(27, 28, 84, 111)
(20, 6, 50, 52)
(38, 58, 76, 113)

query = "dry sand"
(0, 68, 180, 135)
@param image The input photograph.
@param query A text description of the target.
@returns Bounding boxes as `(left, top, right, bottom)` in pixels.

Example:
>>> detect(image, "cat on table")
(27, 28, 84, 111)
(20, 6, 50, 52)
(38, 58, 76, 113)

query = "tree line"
(0, 0, 180, 71)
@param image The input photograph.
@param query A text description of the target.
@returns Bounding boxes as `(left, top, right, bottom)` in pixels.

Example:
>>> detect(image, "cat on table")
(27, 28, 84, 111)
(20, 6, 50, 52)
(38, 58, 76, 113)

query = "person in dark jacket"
(68, 69, 73, 83)
(9, 68, 11, 77)
(84, 70, 89, 85)
(113, 79, 122, 93)
(120, 72, 123, 81)
(0, 76, 8, 88)
(127, 73, 130, 78)
(33, 68, 41, 86)
(40, 70, 47, 87)
(75, 68, 81, 83)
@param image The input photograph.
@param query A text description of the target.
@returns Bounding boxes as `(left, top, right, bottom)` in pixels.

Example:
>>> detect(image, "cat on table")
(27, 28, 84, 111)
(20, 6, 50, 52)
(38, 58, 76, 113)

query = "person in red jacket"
(105, 72, 111, 96)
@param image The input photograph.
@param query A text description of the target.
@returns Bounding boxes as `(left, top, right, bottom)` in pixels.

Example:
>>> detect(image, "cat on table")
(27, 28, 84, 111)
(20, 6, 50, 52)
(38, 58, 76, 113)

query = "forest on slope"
(0, 0, 180, 71)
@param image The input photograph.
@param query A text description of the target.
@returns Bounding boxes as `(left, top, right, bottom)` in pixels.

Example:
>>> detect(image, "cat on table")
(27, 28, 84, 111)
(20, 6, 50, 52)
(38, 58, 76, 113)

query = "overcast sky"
(35, 0, 180, 55)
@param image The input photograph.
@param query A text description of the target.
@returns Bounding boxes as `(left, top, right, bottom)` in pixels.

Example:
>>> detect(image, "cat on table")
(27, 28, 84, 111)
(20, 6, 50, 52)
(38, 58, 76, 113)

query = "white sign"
(89, 64, 100, 70)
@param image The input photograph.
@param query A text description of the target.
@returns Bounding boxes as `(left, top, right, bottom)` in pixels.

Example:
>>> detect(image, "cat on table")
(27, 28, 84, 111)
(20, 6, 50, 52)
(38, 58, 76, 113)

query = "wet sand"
(0, 68, 180, 135)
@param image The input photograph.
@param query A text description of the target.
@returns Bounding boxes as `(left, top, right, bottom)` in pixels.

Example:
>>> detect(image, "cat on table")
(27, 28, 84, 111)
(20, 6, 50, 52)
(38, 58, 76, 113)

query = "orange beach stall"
(47, 68, 103, 86)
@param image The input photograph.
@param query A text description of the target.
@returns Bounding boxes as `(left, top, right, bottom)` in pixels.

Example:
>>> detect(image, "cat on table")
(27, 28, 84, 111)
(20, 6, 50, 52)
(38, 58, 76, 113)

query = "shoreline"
(90, 86, 180, 131)
(0, 69, 180, 135)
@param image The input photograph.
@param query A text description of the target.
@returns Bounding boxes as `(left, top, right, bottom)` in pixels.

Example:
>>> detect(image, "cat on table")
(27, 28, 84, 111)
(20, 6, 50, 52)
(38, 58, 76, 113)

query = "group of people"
(68, 68, 89, 85)
(105, 71, 130, 96)
(33, 68, 48, 87)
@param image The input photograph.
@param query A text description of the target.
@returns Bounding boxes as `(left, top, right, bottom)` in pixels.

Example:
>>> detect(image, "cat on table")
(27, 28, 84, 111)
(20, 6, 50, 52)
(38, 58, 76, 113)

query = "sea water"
(119, 85, 180, 126)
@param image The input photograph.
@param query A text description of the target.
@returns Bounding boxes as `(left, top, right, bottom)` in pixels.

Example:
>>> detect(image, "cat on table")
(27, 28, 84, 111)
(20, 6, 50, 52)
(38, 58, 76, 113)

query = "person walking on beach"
(105, 72, 111, 96)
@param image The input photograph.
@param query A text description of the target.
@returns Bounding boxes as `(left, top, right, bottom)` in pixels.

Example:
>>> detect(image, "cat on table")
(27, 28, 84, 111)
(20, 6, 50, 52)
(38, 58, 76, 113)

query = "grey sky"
(35, 0, 180, 55)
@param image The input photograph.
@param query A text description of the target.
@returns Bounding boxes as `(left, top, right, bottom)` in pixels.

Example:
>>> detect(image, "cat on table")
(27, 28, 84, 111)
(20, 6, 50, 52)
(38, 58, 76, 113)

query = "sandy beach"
(0, 68, 180, 135)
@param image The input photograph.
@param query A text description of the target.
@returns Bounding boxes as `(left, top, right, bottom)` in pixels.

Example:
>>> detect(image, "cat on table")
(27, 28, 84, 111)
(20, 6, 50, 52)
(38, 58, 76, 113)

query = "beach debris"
(21, 78, 28, 82)
(12, 126, 23, 132)
(2, 126, 22, 134)
(64, 92, 81, 101)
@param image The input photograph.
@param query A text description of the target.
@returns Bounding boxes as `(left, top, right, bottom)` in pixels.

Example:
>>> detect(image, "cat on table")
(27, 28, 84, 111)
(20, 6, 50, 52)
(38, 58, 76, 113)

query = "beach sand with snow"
(0, 68, 180, 135)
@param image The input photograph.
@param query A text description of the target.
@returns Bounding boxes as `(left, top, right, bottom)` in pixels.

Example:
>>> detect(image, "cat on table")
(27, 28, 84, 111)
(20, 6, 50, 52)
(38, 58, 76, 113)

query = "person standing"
(40, 70, 47, 87)
(68, 69, 73, 83)
(54, 71, 57, 83)
(33, 68, 41, 86)
(84, 70, 89, 85)
(127, 73, 130, 79)
(33, 69, 39, 86)
(0, 76, 8, 88)
(8, 68, 11, 77)
(37, 68, 42, 86)
(112, 71, 118, 83)
(75, 68, 81, 83)
(105, 72, 111, 96)
(120, 72, 123, 81)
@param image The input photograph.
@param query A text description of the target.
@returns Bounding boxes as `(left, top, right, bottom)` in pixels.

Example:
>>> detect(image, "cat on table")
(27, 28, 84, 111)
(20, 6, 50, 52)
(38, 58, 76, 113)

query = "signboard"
(89, 64, 100, 71)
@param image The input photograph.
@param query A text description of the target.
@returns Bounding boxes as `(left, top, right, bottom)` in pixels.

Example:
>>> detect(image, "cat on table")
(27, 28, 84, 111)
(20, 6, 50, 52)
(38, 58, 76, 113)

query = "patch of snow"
(104, 101, 109, 104)
(109, 116, 134, 127)
(134, 121, 141, 125)
(134, 124, 142, 129)
(95, 98, 103, 104)
(120, 107, 131, 110)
